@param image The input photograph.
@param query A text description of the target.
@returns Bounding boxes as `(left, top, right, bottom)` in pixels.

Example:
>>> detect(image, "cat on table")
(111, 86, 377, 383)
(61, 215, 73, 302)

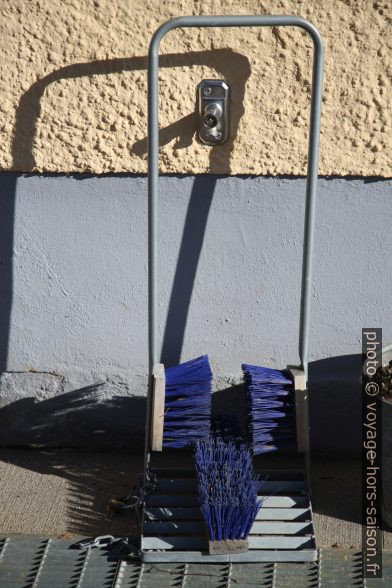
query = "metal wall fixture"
(197, 79, 230, 145)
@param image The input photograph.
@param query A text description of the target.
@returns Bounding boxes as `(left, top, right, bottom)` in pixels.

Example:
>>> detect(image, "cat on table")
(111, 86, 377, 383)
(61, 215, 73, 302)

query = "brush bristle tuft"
(194, 436, 266, 541)
(242, 363, 296, 454)
(163, 355, 212, 449)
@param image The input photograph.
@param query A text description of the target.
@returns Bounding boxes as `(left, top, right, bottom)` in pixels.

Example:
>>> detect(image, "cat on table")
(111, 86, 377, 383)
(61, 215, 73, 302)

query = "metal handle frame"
(145, 15, 324, 475)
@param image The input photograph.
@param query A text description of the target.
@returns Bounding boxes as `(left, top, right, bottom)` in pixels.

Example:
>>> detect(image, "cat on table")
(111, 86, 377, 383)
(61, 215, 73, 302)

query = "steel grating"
(0, 539, 391, 587)
(142, 468, 317, 563)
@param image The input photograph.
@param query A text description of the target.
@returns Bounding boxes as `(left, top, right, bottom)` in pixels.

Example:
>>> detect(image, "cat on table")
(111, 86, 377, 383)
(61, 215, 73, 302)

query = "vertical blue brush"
(163, 355, 212, 449)
(194, 435, 266, 545)
(242, 364, 296, 454)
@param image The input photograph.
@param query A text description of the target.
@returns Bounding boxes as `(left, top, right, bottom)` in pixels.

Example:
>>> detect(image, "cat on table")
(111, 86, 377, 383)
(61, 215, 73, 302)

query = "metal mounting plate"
(197, 79, 230, 145)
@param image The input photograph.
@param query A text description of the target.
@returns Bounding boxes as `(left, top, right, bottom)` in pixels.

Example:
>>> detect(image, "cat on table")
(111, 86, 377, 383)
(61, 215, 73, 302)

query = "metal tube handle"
(148, 15, 324, 380)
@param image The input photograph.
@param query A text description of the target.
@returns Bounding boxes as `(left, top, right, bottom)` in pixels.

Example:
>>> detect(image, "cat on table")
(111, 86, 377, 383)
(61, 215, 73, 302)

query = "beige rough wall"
(0, 0, 391, 175)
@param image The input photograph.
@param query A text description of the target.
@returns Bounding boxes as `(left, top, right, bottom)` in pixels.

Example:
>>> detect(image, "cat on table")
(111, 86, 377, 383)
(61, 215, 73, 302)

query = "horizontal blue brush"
(194, 436, 266, 542)
(242, 363, 296, 454)
(163, 355, 212, 449)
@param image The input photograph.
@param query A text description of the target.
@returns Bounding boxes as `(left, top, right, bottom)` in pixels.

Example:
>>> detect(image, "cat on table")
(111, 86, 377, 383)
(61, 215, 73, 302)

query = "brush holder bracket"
(197, 79, 230, 145)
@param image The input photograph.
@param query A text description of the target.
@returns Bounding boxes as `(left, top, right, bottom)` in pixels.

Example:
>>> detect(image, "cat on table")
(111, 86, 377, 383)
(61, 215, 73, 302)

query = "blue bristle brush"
(242, 363, 296, 454)
(194, 435, 266, 543)
(163, 355, 212, 449)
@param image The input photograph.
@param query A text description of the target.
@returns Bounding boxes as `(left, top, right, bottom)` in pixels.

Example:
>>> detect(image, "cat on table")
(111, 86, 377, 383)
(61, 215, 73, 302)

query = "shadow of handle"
(132, 113, 196, 156)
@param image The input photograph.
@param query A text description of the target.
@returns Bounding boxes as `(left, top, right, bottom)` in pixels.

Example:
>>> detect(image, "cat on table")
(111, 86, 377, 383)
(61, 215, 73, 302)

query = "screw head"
(203, 86, 212, 96)
(203, 114, 217, 128)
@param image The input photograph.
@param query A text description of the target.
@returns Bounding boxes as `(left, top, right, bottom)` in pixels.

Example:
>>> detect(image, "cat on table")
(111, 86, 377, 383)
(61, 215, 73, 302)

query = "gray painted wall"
(0, 173, 391, 454)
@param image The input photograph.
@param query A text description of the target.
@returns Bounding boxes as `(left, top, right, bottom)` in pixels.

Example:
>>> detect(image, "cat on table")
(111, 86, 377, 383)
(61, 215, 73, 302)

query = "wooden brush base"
(208, 539, 249, 555)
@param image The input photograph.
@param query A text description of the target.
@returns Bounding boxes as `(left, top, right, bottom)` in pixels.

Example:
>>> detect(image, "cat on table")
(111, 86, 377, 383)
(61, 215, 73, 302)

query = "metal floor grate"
(0, 538, 391, 587)
(142, 468, 317, 563)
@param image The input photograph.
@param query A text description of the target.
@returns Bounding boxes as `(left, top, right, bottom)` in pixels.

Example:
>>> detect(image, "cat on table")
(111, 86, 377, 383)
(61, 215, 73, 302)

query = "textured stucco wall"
(0, 173, 391, 453)
(1, 0, 391, 175)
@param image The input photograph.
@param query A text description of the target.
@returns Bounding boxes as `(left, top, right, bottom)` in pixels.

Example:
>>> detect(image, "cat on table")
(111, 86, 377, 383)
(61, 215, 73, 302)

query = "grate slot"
(152, 468, 305, 480)
(142, 550, 318, 563)
(146, 495, 308, 508)
(155, 479, 306, 494)
(144, 521, 313, 536)
(145, 507, 311, 522)
(142, 535, 315, 551)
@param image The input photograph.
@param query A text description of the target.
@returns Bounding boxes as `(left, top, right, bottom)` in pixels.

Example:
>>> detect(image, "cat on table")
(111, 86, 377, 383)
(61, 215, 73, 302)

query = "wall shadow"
(0, 386, 146, 537)
(306, 354, 365, 529)
(0, 444, 143, 538)
(212, 383, 248, 436)
(308, 354, 362, 456)
(159, 175, 219, 365)
(0, 384, 146, 449)
(12, 49, 250, 172)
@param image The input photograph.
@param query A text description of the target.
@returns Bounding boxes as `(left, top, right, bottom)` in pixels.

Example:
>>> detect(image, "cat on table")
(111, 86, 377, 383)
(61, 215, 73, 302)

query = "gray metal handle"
(148, 15, 324, 379)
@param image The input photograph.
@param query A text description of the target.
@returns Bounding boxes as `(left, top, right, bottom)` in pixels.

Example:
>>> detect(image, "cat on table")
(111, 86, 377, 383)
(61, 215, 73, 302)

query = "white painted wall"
(0, 174, 391, 452)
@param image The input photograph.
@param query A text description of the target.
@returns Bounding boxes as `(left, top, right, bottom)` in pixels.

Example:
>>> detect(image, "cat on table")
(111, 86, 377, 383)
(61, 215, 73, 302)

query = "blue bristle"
(242, 364, 292, 385)
(163, 355, 212, 449)
(194, 436, 266, 541)
(242, 363, 296, 454)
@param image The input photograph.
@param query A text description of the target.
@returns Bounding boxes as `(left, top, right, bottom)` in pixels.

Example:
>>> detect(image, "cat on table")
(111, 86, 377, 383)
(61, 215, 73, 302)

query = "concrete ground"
(0, 449, 390, 549)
